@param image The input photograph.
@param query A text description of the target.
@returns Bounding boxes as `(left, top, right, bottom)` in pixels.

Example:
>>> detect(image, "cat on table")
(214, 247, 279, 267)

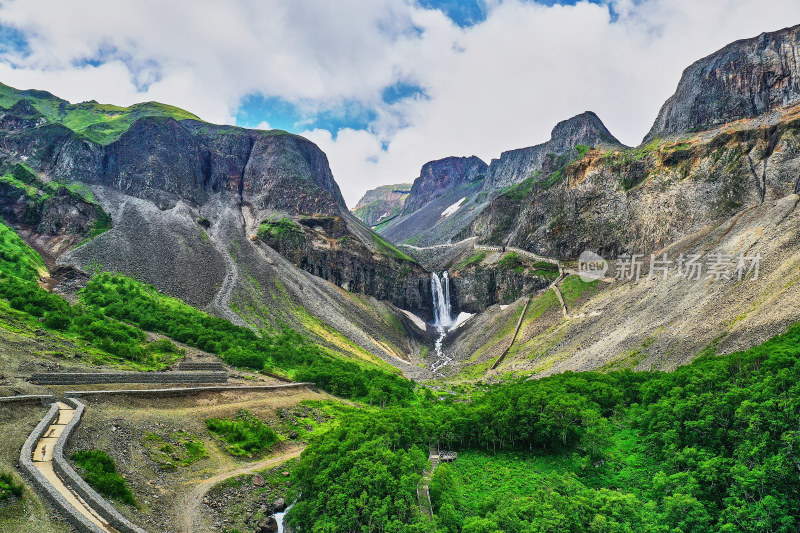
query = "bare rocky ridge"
(351, 184, 411, 227)
(403, 156, 488, 213)
(0, 84, 433, 376)
(378, 112, 622, 251)
(473, 106, 800, 259)
(646, 24, 800, 141)
(485, 111, 623, 189)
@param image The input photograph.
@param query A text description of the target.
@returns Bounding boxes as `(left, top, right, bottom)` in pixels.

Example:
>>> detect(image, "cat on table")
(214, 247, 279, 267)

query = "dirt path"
(206, 220, 249, 329)
(175, 445, 305, 533)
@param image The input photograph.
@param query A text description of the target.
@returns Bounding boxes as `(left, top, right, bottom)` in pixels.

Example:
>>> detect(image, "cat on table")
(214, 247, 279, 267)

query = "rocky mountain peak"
(549, 111, 621, 151)
(645, 24, 800, 142)
(485, 111, 622, 189)
(403, 155, 488, 213)
(352, 184, 412, 227)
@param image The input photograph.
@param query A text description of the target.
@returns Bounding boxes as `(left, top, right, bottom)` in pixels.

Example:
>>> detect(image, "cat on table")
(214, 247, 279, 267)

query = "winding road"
(175, 445, 305, 533)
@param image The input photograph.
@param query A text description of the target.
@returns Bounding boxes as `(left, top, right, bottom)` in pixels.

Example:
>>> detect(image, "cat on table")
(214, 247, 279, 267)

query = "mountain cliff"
(351, 183, 411, 227)
(3, 24, 800, 384)
(486, 111, 623, 189)
(0, 83, 433, 377)
(433, 26, 800, 380)
(645, 24, 800, 141)
(403, 156, 488, 213)
(377, 112, 621, 250)
(0, 94, 346, 214)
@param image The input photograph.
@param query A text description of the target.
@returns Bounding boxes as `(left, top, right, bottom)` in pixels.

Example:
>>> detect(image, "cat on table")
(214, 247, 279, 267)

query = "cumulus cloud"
(0, 0, 798, 205)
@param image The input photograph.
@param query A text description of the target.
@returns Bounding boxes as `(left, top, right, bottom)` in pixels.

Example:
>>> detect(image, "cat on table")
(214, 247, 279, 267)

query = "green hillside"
(0, 82, 201, 145)
(0, 222, 414, 403)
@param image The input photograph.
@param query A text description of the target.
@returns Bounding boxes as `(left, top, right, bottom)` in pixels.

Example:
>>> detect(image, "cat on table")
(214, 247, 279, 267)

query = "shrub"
(0, 472, 23, 501)
(205, 410, 279, 456)
(497, 252, 524, 272)
(257, 217, 304, 246)
(143, 431, 207, 469)
(43, 311, 71, 330)
(71, 450, 136, 506)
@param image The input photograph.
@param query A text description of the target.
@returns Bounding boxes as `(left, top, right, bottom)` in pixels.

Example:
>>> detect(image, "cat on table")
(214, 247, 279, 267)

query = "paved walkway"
(417, 446, 439, 520)
(398, 236, 477, 251)
(31, 402, 120, 533)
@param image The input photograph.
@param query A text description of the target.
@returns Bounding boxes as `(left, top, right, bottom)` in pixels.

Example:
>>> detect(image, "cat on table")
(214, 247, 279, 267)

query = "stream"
(276, 502, 294, 532)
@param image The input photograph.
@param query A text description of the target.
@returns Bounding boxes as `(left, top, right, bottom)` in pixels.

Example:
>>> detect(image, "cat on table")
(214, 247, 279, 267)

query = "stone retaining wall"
(506, 246, 560, 265)
(19, 400, 146, 533)
(0, 394, 54, 405)
(53, 398, 147, 533)
(29, 371, 228, 385)
(65, 383, 316, 399)
(18, 402, 106, 533)
(176, 361, 226, 371)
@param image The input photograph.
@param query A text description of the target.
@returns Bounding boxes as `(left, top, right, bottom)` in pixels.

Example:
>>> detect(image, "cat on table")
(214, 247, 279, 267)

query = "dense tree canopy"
(288, 324, 800, 532)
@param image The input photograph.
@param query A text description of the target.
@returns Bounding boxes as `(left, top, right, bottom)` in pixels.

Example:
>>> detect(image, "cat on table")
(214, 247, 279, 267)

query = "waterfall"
(430, 271, 454, 373)
(431, 271, 453, 328)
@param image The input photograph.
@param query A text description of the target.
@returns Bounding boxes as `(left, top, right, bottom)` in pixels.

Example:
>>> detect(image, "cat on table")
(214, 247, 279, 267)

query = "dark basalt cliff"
(0, 85, 430, 319)
(0, 102, 345, 214)
(646, 24, 800, 141)
(485, 111, 623, 189)
(258, 214, 432, 314)
(450, 267, 553, 313)
(403, 156, 488, 213)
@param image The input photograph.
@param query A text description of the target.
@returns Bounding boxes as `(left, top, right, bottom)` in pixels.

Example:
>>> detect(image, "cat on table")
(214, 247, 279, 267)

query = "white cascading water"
(431, 271, 454, 328)
(430, 271, 454, 373)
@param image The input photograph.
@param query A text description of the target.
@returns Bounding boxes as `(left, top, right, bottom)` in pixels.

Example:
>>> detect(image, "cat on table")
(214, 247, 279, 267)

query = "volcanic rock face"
(450, 268, 552, 313)
(485, 111, 623, 189)
(473, 110, 800, 260)
(646, 24, 800, 141)
(257, 213, 432, 314)
(352, 184, 411, 226)
(0, 85, 435, 376)
(376, 112, 621, 252)
(69, 120, 342, 214)
(403, 156, 488, 213)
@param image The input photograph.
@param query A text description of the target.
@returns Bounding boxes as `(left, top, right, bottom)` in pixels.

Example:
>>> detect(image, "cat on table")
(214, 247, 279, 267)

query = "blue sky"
(0, 0, 796, 205)
(234, 0, 608, 137)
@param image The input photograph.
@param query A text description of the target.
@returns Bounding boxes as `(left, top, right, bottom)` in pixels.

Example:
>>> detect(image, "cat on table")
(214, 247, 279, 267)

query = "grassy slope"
(0, 221, 47, 281)
(0, 82, 201, 145)
(0, 221, 415, 405)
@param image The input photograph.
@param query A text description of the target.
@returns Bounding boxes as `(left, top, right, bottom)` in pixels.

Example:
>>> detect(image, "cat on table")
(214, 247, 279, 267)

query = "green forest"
(287, 325, 800, 532)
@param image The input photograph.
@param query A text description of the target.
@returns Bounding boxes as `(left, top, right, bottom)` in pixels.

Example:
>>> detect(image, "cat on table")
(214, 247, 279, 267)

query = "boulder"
(274, 498, 286, 512)
(257, 516, 279, 533)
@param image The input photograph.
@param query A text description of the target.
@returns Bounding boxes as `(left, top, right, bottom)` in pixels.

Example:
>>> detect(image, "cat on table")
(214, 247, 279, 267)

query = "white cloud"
(0, 0, 798, 206)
